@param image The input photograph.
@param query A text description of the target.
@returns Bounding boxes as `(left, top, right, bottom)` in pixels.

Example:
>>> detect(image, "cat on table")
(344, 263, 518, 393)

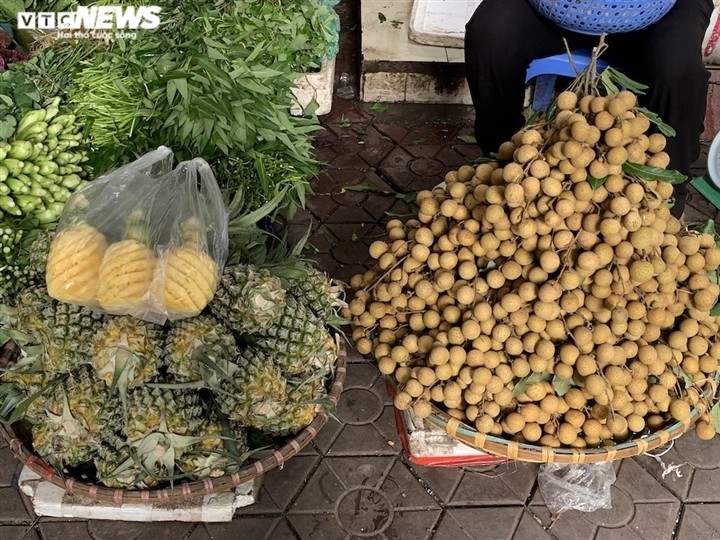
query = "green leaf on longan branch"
(587, 174, 607, 190)
(711, 401, 720, 433)
(622, 162, 687, 184)
(710, 302, 720, 317)
(635, 107, 676, 137)
(551, 375, 574, 397)
(671, 365, 694, 390)
(512, 371, 552, 398)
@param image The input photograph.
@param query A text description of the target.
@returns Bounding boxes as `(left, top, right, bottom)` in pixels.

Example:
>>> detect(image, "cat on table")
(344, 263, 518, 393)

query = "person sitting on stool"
(465, 0, 714, 219)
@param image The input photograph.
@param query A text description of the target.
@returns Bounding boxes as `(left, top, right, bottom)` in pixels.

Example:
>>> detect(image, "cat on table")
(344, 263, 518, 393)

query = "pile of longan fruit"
(346, 87, 720, 449)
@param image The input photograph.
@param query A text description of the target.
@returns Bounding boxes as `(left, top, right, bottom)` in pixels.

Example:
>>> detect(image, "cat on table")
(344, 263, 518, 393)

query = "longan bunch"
(347, 86, 720, 448)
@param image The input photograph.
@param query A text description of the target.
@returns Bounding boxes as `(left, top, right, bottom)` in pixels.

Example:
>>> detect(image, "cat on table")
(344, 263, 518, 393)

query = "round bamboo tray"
(393, 374, 718, 464)
(0, 341, 347, 504)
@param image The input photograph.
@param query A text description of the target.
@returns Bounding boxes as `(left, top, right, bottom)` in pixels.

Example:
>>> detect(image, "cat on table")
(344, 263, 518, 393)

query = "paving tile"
(133, 523, 195, 540)
(374, 124, 410, 144)
(379, 168, 439, 192)
(633, 444, 694, 501)
(383, 509, 441, 540)
(527, 505, 597, 540)
(614, 459, 678, 504)
(329, 153, 373, 170)
(311, 416, 344, 455)
(676, 504, 720, 540)
(378, 460, 439, 509)
(307, 224, 339, 253)
(237, 483, 281, 514)
(370, 377, 393, 406)
(205, 518, 289, 540)
(399, 125, 458, 146)
(336, 387, 385, 426)
(358, 144, 394, 167)
(408, 464, 463, 504)
(287, 513, 345, 540)
(324, 204, 376, 225)
(306, 194, 340, 221)
(404, 144, 444, 160)
(434, 145, 475, 168)
(0, 488, 31, 522)
(369, 406, 404, 450)
(674, 430, 720, 470)
(431, 511, 475, 540)
(288, 460, 346, 512)
(38, 522, 89, 539)
(514, 510, 554, 539)
(450, 463, 537, 506)
(378, 146, 416, 169)
(87, 520, 147, 540)
(325, 423, 399, 456)
(407, 156, 445, 177)
(343, 361, 381, 389)
(445, 507, 525, 540)
(325, 456, 394, 491)
(619, 502, 681, 540)
(0, 525, 39, 540)
(364, 193, 402, 221)
(0, 446, 21, 487)
(240, 455, 321, 513)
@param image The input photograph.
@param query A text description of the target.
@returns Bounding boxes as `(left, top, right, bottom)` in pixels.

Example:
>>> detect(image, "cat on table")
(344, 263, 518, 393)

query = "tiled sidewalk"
(4, 1, 720, 537)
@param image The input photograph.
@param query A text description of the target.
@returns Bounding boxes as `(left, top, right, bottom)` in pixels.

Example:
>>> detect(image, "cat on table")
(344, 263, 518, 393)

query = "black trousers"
(465, 0, 714, 217)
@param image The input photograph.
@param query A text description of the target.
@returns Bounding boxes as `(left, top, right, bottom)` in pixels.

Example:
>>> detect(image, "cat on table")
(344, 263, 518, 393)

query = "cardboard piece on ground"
(18, 466, 261, 522)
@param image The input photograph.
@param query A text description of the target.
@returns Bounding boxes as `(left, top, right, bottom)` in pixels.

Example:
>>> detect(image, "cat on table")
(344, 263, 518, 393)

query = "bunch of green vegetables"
(0, 218, 51, 302)
(14, 0, 339, 220)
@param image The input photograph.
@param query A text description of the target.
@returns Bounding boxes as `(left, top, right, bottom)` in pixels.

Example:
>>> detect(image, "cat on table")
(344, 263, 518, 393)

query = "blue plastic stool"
(525, 50, 608, 111)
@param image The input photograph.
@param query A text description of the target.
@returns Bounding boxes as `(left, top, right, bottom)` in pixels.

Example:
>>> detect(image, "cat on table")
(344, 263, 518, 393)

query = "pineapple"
(246, 377, 327, 437)
(28, 228, 55, 279)
(97, 209, 156, 315)
(31, 366, 120, 466)
(46, 222, 107, 304)
(158, 217, 219, 318)
(210, 264, 286, 333)
(92, 316, 163, 397)
(163, 315, 238, 382)
(284, 265, 346, 321)
(95, 432, 161, 489)
(11, 286, 105, 373)
(0, 351, 48, 422)
(255, 296, 335, 375)
(125, 385, 204, 442)
(178, 415, 249, 480)
(216, 348, 287, 423)
(124, 385, 206, 481)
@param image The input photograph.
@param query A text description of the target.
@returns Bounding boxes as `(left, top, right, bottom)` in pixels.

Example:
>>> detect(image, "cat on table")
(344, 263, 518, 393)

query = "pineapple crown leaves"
(6, 374, 63, 424)
(133, 431, 208, 485)
(122, 207, 150, 244)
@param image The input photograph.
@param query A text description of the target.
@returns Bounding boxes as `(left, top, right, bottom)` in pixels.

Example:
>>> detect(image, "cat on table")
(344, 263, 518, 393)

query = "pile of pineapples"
(0, 244, 345, 489)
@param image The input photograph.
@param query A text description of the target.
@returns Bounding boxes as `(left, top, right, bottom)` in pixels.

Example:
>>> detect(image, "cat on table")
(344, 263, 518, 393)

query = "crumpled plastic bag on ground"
(538, 462, 617, 515)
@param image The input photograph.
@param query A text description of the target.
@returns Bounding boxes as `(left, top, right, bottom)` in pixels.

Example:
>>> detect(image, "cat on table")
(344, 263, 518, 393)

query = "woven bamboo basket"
(389, 374, 718, 464)
(0, 340, 347, 504)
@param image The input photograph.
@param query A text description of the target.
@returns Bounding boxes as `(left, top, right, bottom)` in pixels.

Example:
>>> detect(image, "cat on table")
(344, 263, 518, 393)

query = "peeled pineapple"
(97, 210, 156, 315)
(46, 222, 107, 304)
(158, 217, 218, 318)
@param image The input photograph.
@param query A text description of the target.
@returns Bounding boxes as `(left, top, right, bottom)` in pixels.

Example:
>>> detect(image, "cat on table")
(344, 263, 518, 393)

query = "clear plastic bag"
(46, 147, 229, 324)
(537, 462, 616, 515)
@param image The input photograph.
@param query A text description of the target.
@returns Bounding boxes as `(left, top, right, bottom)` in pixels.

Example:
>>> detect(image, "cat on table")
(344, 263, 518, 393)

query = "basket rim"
(387, 373, 718, 464)
(0, 344, 347, 504)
